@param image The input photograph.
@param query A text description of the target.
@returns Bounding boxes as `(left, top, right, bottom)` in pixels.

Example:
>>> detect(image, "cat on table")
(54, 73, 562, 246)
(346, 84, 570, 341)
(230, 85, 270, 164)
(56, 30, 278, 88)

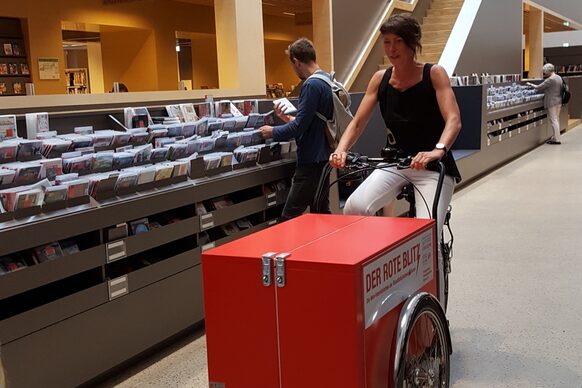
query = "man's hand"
(260, 125, 273, 139)
(274, 102, 293, 123)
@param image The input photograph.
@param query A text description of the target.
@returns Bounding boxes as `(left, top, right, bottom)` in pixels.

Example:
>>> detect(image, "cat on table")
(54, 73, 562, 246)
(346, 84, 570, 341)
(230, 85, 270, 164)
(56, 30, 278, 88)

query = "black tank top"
(377, 63, 461, 182)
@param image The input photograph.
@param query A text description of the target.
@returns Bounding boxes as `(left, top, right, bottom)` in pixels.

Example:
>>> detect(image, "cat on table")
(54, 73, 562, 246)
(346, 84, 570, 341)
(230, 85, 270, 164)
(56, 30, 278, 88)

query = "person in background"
(527, 63, 563, 144)
(260, 38, 333, 221)
(329, 13, 461, 303)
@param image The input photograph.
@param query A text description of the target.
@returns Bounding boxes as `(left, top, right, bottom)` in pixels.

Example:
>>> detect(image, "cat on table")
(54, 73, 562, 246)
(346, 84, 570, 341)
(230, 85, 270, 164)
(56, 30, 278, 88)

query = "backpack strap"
(308, 72, 336, 123)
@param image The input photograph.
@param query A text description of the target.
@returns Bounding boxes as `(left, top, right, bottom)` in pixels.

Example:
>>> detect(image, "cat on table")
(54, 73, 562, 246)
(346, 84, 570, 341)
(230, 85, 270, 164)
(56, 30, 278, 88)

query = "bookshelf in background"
(0, 17, 32, 96)
(65, 68, 89, 94)
(556, 64, 582, 77)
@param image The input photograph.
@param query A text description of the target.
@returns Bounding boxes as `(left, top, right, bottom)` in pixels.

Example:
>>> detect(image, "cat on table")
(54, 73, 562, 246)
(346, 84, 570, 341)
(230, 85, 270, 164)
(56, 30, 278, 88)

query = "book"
(14, 188, 44, 210)
(0, 254, 27, 274)
(3, 43, 13, 56)
(132, 114, 149, 129)
(165, 105, 185, 122)
(25, 112, 50, 139)
(215, 100, 236, 118)
(8, 63, 17, 75)
(0, 64, 7, 75)
(112, 152, 134, 170)
(74, 126, 94, 135)
(114, 172, 138, 190)
(129, 218, 150, 235)
(0, 82, 6, 95)
(166, 123, 184, 138)
(11, 44, 20, 56)
(124, 107, 153, 129)
(180, 103, 198, 122)
(150, 147, 169, 163)
(220, 222, 240, 236)
(153, 164, 173, 181)
(0, 115, 17, 140)
(88, 132, 113, 148)
(62, 154, 93, 174)
(40, 138, 72, 158)
(92, 151, 114, 170)
(43, 184, 68, 204)
(273, 97, 298, 115)
(33, 242, 63, 263)
(2, 161, 42, 185)
(124, 165, 156, 185)
(194, 102, 214, 118)
(0, 167, 15, 184)
(39, 158, 63, 180)
(20, 63, 29, 75)
(211, 196, 234, 210)
(64, 178, 89, 198)
(60, 239, 80, 255)
(12, 82, 22, 95)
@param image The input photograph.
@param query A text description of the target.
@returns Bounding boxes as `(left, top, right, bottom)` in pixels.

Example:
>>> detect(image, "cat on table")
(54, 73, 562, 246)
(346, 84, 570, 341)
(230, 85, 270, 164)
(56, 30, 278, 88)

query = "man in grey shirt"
(528, 63, 563, 144)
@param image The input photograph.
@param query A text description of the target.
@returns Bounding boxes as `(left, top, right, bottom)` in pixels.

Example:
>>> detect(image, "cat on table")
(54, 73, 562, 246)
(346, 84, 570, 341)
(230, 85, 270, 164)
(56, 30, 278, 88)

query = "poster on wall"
(38, 57, 60, 80)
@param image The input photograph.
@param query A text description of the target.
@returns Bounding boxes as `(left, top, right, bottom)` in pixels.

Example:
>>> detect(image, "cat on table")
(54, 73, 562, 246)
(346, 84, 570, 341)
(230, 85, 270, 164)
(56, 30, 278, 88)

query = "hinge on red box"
(262, 252, 277, 286)
(275, 253, 291, 287)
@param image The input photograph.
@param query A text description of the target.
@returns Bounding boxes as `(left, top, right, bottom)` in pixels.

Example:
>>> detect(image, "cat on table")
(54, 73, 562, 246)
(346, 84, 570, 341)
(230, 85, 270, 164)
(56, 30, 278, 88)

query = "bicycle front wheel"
(396, 297, 450, 387)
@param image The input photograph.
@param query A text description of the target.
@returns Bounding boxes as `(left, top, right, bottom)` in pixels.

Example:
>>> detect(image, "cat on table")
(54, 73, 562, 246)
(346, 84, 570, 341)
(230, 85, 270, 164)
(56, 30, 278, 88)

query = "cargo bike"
(202, 148, 453, 388)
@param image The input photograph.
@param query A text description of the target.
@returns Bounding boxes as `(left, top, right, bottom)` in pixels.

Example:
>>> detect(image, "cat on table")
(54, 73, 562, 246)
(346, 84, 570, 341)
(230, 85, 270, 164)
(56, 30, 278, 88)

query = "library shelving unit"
(65, 68, 89, 94)
(0, 107, 295, 388)
(0, 17, 32, 96)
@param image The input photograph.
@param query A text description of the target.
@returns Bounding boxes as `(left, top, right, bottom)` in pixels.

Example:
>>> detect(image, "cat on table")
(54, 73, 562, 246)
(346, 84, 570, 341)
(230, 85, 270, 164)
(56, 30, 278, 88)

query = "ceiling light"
(562, 43, 570, 47)
(563, 21, 570, 26)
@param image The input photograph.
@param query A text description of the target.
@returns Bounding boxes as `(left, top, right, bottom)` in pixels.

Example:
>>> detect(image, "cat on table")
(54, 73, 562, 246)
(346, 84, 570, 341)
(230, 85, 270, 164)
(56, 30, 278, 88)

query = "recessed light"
(562, 43, 570, 47)
(563, 21, 570, 26)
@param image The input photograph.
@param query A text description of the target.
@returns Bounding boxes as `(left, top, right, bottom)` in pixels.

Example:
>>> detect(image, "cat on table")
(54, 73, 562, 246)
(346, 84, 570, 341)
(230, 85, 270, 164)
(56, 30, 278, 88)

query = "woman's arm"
(330, 69, 385, 168)
(411, 65, 462, 170)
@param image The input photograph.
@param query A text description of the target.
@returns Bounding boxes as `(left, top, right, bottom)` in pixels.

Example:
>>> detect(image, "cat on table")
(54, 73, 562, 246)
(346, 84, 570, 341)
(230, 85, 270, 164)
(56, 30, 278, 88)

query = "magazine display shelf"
(0, 158, 295, 388)
(484, 98, 546, 146)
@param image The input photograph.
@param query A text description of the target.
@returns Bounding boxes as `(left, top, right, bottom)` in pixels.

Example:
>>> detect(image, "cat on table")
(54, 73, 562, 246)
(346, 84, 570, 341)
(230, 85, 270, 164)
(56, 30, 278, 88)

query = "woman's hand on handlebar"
(411, 149, 445, 170)
(329, 149, 348, 169)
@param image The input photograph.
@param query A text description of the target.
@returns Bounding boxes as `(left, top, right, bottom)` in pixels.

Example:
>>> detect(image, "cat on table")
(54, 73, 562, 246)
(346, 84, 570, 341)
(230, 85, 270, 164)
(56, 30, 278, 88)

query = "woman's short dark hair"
(380, 13, 422, 56)
(286, 38, 317, 64)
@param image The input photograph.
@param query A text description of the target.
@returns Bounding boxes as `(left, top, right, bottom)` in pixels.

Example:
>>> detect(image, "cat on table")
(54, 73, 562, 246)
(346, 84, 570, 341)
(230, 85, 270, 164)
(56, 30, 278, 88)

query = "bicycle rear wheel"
(396, 297, 450, 387)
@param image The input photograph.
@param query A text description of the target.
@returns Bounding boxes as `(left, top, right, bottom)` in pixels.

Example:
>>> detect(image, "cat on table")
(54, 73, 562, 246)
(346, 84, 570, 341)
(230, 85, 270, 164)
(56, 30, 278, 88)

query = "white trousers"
(343, 166, 455, 304)
(548, 104, 562, 142)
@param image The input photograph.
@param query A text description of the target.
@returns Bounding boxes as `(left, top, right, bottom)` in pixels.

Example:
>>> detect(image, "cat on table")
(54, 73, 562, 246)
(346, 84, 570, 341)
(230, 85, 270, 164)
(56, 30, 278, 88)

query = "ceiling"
(523, 8, 577, 33)
(174, 0, 311, 17)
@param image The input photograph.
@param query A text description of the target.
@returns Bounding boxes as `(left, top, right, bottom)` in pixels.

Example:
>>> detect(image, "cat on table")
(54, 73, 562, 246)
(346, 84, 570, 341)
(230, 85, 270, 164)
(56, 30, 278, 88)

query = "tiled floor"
(102, 125, 582, 388)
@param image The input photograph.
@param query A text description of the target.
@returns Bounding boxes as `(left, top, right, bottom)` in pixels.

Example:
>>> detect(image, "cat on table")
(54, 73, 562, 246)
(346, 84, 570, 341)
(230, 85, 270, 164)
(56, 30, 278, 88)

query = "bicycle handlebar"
(320, 149, 446, 227)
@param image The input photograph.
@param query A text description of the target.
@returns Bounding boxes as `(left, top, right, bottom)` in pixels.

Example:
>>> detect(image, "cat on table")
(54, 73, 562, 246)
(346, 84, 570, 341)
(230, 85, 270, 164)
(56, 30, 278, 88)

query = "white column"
(215, 0, 266, 95)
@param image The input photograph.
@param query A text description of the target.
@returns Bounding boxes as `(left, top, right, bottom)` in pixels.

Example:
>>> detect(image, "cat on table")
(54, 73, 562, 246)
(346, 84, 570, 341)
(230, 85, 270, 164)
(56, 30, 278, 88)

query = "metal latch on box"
(262, 252, 277, 286)
(261, 252, 291, 287)
(275, 253, 291, 287)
